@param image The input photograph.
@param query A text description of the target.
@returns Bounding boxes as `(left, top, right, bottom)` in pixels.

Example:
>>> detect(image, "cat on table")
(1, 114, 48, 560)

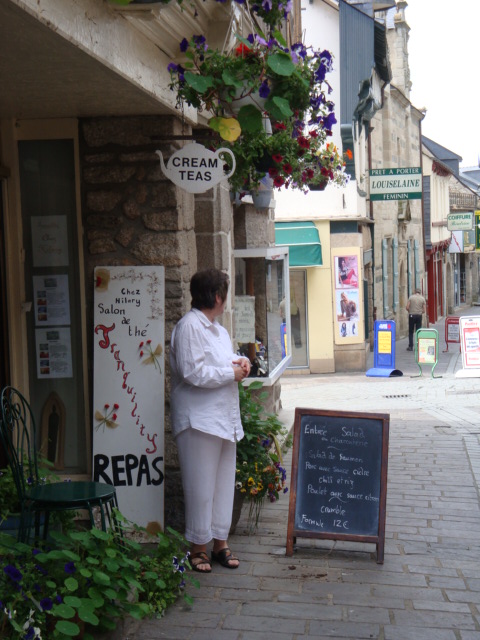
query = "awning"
(274, 221, 323, 267)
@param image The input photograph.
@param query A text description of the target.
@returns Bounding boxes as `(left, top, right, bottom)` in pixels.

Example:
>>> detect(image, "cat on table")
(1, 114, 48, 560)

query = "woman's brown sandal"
(190, 551, 212, 573)
(211, 547, 239, 569)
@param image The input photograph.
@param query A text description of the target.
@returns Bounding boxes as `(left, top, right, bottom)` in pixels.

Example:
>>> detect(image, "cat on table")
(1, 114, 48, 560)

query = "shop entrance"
(17, 127, 88, 475)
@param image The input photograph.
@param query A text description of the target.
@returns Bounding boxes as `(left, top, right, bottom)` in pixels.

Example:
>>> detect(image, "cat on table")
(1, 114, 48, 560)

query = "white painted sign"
(447, 212, 473, 231)
(93, 266, 165, 531)
(448, 230, 464, 253)
(369, 167, 422, 201)
(156, 142, 235, 193)
(460, 316, 480, 369)
(234, 296, 256, 343)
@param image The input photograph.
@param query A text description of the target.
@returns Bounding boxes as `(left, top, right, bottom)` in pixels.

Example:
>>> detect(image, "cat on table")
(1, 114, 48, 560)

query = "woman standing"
(169, 269, 250, 572)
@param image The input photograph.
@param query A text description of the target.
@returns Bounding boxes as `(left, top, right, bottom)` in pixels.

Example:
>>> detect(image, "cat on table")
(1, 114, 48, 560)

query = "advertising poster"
(35, 328, 73, 378)
(335, 255, 359, 289)
(418, 337, 436, 364)
(335, 289, 359, 338)
(93, 266, 165, 531)
(33, 274, 71, 326)
(460, 317, 480, 368)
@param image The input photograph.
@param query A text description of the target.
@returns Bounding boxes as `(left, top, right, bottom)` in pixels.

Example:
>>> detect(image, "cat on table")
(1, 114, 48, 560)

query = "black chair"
(0, 386, 119, 542)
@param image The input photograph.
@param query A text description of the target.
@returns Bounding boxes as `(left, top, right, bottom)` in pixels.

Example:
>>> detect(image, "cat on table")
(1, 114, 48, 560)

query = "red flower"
(235, 44, 251, 57)
(346, 149, 353, 159)
(140, 351, 144, 357)
(309, 130, 318, 138)
(104, 404, 110, 409)
(320, 167, 330, 176)
(268, 167, 279, 177)
(139, 341, 144, 348)
(283, 163, 293, 175)
(272, 154, 284, 163)
(147, 339, 151, 344)
(306, 169, 314, 179)
(112, 414, 117, 421)
(114, 403, 119, 410)
(273, 176, 285, 187)
(274, 123, 287, 130)
(297, 136, 310, 149)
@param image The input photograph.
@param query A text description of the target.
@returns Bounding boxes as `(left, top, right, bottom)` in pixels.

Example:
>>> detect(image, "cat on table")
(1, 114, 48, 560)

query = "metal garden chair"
(0, 386, 119, 542)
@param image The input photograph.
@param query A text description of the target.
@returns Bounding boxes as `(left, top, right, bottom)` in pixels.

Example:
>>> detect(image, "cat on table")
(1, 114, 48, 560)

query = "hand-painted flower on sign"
(139, 340, 163, 372)
(95, 403, 120, 432)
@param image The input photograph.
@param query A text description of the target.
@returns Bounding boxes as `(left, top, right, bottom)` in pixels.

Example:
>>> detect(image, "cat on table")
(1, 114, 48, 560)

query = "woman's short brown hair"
(190, 269, 230, 310)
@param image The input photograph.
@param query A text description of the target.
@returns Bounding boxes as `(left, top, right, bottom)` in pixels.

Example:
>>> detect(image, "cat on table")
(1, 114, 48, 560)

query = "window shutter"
(392, 237, 399, 312)
(382, 238, 389, 317)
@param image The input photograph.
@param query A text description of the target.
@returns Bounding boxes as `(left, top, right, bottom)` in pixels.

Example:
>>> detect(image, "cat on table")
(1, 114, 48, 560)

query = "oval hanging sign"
(156, 142, 235, 193)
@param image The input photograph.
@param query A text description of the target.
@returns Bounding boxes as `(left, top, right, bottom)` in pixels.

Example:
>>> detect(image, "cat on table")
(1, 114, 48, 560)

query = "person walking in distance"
(406, 287, 426, 351)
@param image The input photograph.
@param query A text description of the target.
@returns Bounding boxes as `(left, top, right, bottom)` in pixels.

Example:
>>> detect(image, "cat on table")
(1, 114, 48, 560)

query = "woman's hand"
(232, 357, 251, 381)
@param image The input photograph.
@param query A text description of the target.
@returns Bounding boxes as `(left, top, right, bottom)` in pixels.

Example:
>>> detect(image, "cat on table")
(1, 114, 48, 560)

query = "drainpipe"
(418, 115, 428, 326)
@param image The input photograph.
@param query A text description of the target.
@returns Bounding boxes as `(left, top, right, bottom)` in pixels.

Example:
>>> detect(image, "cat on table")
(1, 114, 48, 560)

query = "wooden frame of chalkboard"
(286, 408, 389, 563)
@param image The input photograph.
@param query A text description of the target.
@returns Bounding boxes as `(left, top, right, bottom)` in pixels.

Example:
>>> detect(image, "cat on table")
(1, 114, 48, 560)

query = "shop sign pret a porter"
(447, 212, 473, 231)
(369, 167, 422, 201)
(93, 266, 165, 531)
(156, 142, 236, 193)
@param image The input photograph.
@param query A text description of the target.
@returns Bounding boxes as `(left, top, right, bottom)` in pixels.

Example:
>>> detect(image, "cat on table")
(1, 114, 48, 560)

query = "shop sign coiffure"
(156, 142, 235, 193)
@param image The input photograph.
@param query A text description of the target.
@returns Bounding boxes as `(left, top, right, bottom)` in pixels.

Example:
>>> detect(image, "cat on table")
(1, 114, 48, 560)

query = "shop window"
(234, 247, 291, 385)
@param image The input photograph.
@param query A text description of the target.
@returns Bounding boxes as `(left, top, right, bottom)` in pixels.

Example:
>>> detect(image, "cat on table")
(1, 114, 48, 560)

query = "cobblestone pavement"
(117, 308, 480, 640)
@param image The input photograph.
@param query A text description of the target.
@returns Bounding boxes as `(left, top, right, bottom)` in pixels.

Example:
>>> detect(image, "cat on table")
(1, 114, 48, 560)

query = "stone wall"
(80, 114, 198, 530)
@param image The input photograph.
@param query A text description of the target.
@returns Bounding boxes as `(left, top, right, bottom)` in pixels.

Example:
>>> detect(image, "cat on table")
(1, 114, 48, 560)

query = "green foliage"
(0, 513, 197, 639)
(168, 33, 350, 194)
(236, 382, 292, 529)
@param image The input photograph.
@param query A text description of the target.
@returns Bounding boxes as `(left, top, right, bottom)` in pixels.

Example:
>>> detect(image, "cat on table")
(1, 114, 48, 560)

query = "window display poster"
(335, 255, 359, 289)
(336, 289, 359, 338)
(35, 327, 73, 378)
(33, 274, 71, 326)
(234, 296, 256, 344)
(460, 316, 480, 368)
(31, 215, 69, 267)
(93, 266, 165, 530)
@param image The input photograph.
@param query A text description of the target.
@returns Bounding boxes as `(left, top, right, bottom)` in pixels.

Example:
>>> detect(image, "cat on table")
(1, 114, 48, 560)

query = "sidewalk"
(121, 307, 480, 640)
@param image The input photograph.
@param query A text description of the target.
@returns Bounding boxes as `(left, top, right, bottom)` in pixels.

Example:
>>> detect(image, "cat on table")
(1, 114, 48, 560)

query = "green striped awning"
(274, 221, 322, 267)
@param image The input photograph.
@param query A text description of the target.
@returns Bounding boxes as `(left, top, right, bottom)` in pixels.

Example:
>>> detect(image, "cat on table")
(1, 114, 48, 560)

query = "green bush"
(0, 513, 197, 639)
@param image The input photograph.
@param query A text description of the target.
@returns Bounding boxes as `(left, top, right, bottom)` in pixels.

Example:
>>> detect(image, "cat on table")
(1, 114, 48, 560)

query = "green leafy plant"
(0, 466, 19, 522)
(0, 514, 196, 639)
(168, 31, 350, 193)
(236, 381, 292, 530)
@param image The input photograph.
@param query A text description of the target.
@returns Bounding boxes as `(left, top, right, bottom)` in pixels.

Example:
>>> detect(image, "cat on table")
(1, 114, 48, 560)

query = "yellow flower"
(257, 483, 263, 491)
(248, 477, 254, 486)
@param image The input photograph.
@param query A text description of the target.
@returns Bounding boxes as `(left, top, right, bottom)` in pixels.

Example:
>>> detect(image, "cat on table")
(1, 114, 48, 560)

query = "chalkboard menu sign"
(286, 408, 389, 563)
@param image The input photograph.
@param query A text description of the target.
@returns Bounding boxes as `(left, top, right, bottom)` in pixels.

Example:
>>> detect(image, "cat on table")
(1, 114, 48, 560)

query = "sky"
(405, 0, 479, 168)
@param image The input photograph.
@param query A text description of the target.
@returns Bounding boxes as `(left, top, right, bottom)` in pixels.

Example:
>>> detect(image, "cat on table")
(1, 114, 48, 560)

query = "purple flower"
(40, 597, 53, 611)
(179, 38, 189, 53)
(64, 561, 76, 574)
(55, 595, 62, 604)
(262, 0, 272, 10)
(167, 63, 178, 74)
(323, 112, 337, 130)
(4, 564, 22, 582)
(259, 81, 271, 99)
(192, 35, 207, 51)
(24, 628, 35, 640)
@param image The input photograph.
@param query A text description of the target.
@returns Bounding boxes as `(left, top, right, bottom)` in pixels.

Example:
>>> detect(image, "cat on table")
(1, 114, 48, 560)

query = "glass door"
(18, 136, 88, 475)
(289, 269, 308, 368)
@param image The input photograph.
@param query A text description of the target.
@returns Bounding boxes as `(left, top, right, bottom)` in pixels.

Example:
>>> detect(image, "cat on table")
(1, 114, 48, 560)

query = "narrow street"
(121, 308, 480, 640)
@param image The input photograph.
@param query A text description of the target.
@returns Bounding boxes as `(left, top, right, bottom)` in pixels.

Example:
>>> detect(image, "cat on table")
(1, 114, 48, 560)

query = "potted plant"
(232, 381, 292, 533)
(168, 31, 351, 195)
(0, 515, 196, 639)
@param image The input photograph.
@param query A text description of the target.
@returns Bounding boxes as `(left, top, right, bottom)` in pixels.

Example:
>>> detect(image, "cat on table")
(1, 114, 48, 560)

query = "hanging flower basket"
(168, 31, 351, 194)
